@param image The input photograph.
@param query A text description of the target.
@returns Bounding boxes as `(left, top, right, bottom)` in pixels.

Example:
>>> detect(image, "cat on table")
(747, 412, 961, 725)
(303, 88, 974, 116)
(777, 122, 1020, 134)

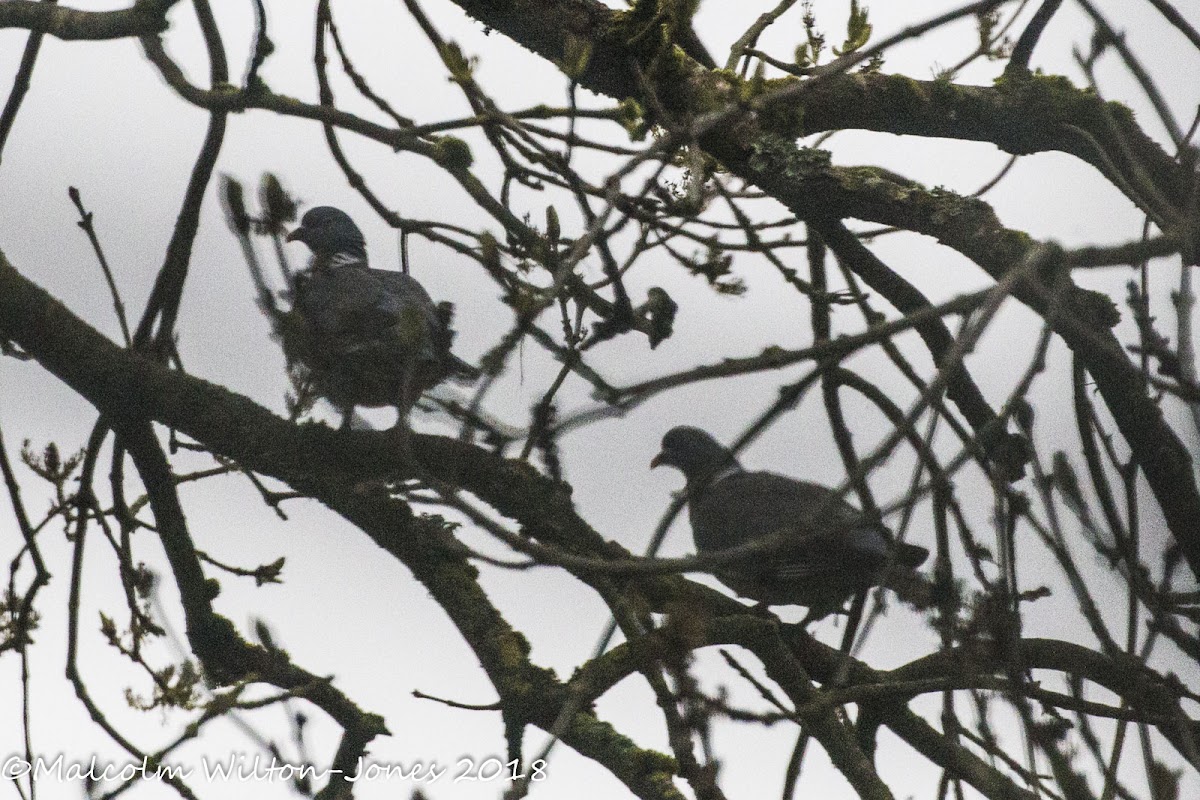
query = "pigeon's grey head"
(651, 426, 741, 483)
(286, 206, 367, 259)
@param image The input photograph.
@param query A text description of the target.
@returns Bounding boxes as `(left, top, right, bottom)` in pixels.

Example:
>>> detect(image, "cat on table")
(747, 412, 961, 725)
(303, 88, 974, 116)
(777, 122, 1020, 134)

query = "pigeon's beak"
(650, 451, 666, 470)
(285, 227, 307, 244)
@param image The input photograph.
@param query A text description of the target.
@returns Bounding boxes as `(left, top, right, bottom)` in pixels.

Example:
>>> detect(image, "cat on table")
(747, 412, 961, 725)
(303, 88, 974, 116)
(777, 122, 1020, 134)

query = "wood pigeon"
(651, 426, 930, 620)
(283, 206, 478, 428)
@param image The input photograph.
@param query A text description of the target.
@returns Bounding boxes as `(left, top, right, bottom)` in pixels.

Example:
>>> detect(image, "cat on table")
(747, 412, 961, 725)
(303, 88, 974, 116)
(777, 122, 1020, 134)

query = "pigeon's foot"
(386, 413, 418, 469)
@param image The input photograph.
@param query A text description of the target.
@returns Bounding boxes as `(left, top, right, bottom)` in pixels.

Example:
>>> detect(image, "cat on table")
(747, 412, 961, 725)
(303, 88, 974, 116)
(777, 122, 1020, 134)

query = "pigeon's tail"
(896, 541, 930, 568)
(432, 300, 480, 383)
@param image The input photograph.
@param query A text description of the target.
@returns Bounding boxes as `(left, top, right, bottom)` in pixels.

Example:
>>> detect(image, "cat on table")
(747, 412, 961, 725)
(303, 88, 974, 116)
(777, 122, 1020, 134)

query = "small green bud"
(438, 41, 475, 83)
(479, 231, 501, 273)
(617, 97, 648, 141)
(433, 136, 474, 169)
(259, 173, 297, 230)
(221, 177, 251, 235)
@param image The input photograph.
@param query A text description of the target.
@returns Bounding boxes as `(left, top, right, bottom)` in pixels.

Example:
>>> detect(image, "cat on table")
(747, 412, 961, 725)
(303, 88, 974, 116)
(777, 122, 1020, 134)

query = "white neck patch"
(326, 251, 365, 269)
(702, 464, 742, 486)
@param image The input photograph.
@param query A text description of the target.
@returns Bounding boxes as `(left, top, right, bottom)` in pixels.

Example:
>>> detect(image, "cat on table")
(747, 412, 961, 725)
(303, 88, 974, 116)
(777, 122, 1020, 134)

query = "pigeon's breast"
(281, 266, 446, 408)
(688, 470, 893, 610)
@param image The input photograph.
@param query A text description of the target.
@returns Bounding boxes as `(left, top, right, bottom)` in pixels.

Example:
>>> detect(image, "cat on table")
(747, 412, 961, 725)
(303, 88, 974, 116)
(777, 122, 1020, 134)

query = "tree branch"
(0, 0, 175, 40)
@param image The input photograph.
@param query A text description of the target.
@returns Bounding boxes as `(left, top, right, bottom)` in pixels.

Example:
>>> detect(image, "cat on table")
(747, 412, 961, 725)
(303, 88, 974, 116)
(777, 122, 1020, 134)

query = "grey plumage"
(282, 206, 477, 427)
(651, 426, 929, 619)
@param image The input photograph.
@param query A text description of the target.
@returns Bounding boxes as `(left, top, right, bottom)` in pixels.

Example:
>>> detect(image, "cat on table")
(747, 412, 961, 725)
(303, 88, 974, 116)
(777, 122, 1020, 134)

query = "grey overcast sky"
(2, 1, 1199, 798)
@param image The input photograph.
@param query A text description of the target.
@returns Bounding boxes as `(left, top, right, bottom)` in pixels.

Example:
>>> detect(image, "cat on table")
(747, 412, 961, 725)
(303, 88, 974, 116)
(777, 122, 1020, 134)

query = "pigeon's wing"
(373, 270, 481, 380)
(691, 470, 908, 611)
(896, 541, 930, 568)
(693, 471, 878, 547)
(366, 269, 448, 357)
(431, 300, 480, 380)
(292, 267, 433, 341)
(290, 267, 378, 335)
(370, 270, 441, 327)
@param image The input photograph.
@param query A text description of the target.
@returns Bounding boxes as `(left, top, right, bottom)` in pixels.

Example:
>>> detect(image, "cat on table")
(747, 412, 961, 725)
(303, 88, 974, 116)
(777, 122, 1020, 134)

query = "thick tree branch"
(117, 421, 389, 786)
(0, 0, 175, 39)
(445, 0, 1186, 215)
(578, 614, 1044, 800)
